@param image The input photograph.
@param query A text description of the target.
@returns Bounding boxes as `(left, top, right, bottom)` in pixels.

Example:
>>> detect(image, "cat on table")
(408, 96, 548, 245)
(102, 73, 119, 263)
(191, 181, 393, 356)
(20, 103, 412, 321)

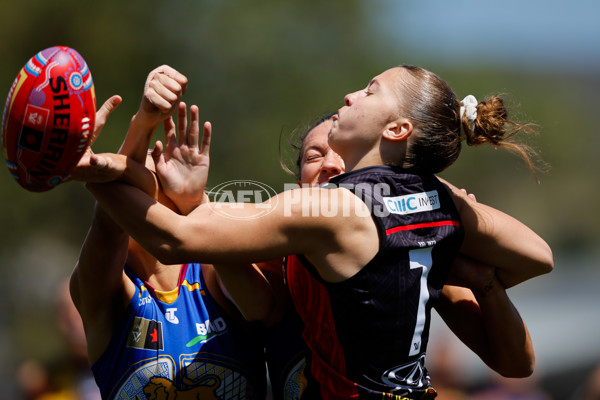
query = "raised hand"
(136, 65, 188, 129)
(152, 102, 212, 215)
(119, 65, 189, 163)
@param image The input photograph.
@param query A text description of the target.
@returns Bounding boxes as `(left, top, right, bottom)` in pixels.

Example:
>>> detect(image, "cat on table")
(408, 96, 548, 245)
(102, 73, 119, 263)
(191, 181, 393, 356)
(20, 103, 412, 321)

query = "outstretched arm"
(214, 262, 275, 322)
(71, 66, 187, 364)
(85, 178, 377, 284)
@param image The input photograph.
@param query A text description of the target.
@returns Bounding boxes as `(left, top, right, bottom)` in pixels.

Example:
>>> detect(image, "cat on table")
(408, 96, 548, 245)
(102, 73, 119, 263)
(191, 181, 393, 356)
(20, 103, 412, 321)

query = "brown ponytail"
(396, 66, 541, 179)
(463, 95, 539, 180)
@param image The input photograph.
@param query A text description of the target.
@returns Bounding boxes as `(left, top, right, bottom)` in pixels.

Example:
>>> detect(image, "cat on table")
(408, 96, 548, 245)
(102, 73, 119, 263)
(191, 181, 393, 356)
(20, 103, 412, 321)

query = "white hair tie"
(459, 95, 478, 133)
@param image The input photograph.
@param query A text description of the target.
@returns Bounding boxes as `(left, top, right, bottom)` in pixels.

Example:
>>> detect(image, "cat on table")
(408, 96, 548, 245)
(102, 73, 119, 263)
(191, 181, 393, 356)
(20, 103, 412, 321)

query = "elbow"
(238, 291, 275, 322)
(545, 248, 554, 274)
(152, 219, 209, 265)
(154, 244, 184, 265)
(240, 304, 273, 322)
(497, 361, 535, 379)
(154, 241, 207, 266)
(153, 236, 188, 265)
(519, 363, 535, 378)
(69, 268, 82, 310)
(150, 219, 199, 265)
(521, 237, 554, 281)
(493, 351, 535, 378)
(538, 242, 554, 276)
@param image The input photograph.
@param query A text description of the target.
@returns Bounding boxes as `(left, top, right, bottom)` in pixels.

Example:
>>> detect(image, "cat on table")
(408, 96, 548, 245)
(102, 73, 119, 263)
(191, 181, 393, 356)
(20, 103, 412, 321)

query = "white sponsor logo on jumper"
(383, 190, 440, 215)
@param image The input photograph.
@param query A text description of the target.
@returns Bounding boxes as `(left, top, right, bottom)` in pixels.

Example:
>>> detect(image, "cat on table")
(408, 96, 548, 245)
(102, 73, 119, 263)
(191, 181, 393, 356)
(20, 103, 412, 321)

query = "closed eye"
(364, 79, 379, 96)
(304, 149, 324, 162)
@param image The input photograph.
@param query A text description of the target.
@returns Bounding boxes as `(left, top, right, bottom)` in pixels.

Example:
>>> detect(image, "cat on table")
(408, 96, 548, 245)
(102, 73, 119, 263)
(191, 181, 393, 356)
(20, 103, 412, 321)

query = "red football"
(1, 46, 96, 192)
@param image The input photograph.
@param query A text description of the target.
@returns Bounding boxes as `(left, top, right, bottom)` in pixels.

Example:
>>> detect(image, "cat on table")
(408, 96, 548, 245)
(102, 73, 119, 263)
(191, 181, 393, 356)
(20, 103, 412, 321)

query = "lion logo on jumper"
(143, 375, 220, 400)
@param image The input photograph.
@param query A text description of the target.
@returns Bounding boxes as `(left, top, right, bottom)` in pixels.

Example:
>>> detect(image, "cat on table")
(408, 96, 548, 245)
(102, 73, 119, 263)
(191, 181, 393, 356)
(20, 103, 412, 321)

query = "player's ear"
(382, 119, 412, 142)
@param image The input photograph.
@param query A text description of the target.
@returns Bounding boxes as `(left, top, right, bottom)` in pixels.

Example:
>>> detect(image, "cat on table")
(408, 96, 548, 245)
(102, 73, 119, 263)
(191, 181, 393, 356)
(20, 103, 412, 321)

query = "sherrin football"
(1, 46, 96, 192)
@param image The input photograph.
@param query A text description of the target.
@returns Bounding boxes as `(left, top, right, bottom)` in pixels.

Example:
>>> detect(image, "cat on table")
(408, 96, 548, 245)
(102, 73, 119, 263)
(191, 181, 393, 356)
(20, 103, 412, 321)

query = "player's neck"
(127, 250, 183, 291)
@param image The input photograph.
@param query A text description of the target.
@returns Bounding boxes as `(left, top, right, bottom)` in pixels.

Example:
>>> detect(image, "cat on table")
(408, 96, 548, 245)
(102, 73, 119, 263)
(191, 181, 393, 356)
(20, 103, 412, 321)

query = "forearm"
(77, 205, 129, 272)
(472, 277, 535, 377)
(73, 205, 130, 310)
(118, 112, 159, 163)
(86, 182, 301, 266)
(214, 263, 274, 322)
(120, 156, 160, 200)
(440, 252, 534, 377)
(461, 202, 553, 287)
(173, 193, 209, 216)
(72, 202, 134, 364)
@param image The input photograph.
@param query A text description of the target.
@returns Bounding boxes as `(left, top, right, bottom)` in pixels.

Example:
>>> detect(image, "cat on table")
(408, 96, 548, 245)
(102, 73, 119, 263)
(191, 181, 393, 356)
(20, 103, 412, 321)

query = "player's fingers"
(88, 153, 99, 167)
(91, 95, 122, 144)
(153, 73, 184, 98)
(188, 105, 200, 149)
(147, 81, 179, 111)
(145, 65, 182, 88)
(96, 95, 122, 125)
(143, 65, 185, 111)
(90, 153, 110, 169)
(199, 121, 212, 156)
(459, 188, 477, 202)
(177, 102, 188, 145)
(155, 65, 189, 94)
(163, 117, 177, 144)
(151, 141, 164, 165)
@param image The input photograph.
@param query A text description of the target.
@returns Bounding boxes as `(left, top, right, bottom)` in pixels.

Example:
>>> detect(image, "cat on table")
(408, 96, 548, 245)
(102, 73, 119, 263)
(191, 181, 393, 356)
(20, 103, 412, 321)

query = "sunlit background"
(0, 0, 598, 398)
